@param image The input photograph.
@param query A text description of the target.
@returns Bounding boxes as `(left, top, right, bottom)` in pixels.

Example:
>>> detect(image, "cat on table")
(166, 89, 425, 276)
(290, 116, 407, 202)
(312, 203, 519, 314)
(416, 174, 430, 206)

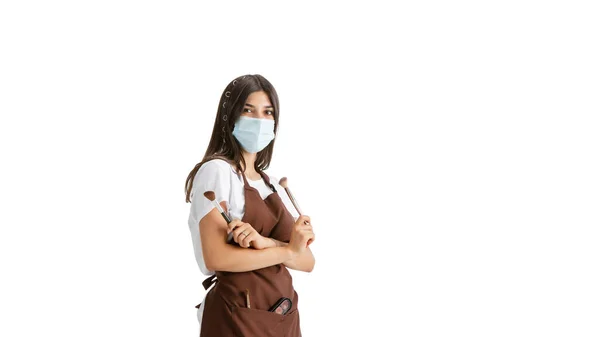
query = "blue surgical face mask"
(232, 116, 275, 153)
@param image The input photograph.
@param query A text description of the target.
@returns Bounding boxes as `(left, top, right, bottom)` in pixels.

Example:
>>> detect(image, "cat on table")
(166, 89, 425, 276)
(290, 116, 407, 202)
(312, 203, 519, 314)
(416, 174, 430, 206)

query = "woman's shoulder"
(198, 157, 238, 176)
(192, 159, 239, 192)
(191, 158, 240, 198)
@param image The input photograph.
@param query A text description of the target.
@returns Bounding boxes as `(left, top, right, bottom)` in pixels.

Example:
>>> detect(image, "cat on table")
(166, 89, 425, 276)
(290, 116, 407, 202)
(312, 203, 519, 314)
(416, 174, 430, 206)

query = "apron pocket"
(279, 308, 300, 337)
(230, 306, 288, 337)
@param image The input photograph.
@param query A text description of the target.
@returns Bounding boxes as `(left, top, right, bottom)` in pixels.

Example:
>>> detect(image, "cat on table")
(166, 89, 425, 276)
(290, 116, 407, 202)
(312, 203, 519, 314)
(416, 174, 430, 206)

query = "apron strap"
(258, 170, 277, 193)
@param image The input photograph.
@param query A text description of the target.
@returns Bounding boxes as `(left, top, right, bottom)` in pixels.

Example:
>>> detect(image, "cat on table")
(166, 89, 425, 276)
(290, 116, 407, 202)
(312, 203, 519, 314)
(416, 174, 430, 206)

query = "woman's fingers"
(296, 220, 314, 247)
(300, 223, 313, 231)
(238, 227, 252, 248)
(235, 226, 251, 244)
(296, 222, 313, 235)
(303, 230, 315, 241)
(227, 219, 242, 234)
(241, 231, 259, 248)
(232, 223, 251, 243)
(299, 231, 313, 247)
(306, 231, 315, 246)
(232, 223, 260, 246)
(295, 215, 310, 226)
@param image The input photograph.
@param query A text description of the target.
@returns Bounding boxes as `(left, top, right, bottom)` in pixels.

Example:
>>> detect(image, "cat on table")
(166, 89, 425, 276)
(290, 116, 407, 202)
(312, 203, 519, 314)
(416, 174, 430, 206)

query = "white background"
(1, 0, 599, 336)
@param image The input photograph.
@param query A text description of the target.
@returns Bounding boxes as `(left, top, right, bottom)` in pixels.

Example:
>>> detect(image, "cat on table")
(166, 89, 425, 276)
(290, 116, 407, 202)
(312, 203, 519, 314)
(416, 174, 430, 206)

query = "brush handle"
(221, 212, 235, 243)
(284, 187, 313, 247)
(213, 200, 235, 243)
(284, 187, 303, 216)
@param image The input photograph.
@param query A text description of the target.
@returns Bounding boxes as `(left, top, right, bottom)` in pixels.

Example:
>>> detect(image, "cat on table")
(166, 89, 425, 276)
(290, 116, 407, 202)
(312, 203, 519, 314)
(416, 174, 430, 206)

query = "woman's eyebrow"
(244, 103, 273, 109)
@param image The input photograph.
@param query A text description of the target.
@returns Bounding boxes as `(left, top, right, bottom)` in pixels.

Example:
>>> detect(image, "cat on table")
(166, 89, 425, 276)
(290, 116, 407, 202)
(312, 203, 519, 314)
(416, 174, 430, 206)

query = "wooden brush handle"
(284, 188, 303, 216)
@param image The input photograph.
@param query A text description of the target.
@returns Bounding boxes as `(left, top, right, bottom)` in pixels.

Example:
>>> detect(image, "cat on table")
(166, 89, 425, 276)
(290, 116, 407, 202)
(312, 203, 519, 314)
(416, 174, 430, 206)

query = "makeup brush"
(279, 177, 313, 247)
(203, 191, 234, 243)
(279, 177, 303, 215)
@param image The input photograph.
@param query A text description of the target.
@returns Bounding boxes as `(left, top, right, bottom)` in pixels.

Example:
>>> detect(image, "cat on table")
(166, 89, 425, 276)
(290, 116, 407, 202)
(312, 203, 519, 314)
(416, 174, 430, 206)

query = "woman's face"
(240, 90, 274, 121)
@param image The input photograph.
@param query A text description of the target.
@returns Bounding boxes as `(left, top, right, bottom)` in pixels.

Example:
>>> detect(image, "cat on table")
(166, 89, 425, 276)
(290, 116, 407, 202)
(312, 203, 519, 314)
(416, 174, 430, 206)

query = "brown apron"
(195, 170, 302, 337)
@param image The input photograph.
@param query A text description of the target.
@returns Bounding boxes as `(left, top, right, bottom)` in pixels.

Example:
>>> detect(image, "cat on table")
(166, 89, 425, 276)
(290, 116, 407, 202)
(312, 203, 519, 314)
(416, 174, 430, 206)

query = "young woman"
(184, 74, 316, 336)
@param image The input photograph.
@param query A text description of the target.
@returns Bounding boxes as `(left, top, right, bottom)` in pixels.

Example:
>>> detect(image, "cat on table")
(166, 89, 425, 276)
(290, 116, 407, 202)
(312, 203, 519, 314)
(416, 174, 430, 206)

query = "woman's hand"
(287, 215, 315, 257)
(226, 219, 272, 249)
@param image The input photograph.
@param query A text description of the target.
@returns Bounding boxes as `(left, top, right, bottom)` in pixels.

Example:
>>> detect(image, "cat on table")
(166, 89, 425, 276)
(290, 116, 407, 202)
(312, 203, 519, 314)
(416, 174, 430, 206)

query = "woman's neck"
(240, 151, 258, 177)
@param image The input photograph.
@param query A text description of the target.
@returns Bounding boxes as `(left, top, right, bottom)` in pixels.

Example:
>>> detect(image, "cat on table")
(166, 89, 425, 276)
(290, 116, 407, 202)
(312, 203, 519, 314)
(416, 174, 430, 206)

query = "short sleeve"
(190, 159, 232, 224)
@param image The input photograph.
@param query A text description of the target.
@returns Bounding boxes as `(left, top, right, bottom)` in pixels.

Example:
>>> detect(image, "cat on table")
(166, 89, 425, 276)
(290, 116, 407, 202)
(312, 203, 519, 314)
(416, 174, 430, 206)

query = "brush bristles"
(279, 177, 288, 188)
(203, 191, 216, 202)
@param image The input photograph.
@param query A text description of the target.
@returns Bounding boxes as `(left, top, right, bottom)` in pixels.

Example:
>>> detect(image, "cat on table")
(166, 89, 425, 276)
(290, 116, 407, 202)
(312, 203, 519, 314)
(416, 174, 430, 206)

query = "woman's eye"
(242, 109, 272, 115)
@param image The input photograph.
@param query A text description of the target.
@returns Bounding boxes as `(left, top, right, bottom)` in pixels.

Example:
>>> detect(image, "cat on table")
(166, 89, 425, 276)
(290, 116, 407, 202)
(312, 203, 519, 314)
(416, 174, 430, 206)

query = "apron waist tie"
(194, 274, 218, 309)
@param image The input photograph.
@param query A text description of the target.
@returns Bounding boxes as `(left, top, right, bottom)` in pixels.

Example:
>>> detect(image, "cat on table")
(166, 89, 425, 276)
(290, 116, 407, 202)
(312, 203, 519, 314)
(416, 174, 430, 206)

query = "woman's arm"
(199, 206, 297, 273)
(269, 239, 315, 272)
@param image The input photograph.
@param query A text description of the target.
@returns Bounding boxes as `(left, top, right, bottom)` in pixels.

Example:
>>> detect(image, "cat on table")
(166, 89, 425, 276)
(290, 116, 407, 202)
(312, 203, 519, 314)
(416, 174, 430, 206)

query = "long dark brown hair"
(184, 74, 281, 203)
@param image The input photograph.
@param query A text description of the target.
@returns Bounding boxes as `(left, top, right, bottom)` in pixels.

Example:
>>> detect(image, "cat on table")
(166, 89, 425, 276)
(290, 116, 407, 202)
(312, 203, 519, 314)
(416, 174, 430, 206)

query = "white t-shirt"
(187, 158, 301, 328)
